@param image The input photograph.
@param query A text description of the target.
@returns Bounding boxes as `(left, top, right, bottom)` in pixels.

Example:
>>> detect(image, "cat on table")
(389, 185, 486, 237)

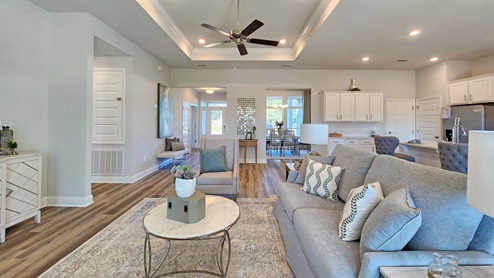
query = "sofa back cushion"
(331, 145, 377, 201)
(469, 215, 494, 254)
(364, 155, 483, 251)
(201, 138, 238, 170)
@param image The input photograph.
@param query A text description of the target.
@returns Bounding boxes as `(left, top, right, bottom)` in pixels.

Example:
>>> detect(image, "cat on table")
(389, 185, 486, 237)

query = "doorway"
(386, 99, 415, 141)
(200, 101, 227, 139)
(183, 101, 191, 152)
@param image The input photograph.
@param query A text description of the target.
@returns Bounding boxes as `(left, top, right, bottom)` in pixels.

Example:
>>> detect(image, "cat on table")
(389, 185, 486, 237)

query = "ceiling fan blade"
(237, 43, 248, 56)
(201, 23, 231, 37)
(203, 40, 232, 48)
(241, 19, 264, 36)
(248, 38, 279, 47)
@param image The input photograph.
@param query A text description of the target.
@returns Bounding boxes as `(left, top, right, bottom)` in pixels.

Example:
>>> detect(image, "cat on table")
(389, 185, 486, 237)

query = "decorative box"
(0, 130, 13, 149)
(167, 190, 205, 224)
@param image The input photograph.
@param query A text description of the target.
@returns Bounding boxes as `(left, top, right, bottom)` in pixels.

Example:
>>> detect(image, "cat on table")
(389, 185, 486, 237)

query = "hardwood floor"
(0, 150, 293, 277)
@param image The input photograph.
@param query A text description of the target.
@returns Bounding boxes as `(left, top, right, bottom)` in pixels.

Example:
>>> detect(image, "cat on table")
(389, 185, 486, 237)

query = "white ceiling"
(29, 0, 494, 70)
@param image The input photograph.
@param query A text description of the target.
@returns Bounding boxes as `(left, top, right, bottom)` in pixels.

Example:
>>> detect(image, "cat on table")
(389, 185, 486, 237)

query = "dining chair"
(281, 131, 295, 156)
(267, 130, 282, 156)
(437, 141, 468, 174)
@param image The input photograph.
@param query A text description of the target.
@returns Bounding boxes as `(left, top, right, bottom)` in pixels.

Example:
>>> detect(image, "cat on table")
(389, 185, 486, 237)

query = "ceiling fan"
(200, 0, 279, 56)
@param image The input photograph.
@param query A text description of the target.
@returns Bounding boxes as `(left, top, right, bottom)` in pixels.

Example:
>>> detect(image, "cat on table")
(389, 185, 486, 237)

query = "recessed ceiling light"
(198, 39, 206, 44)
(279, 39, 287, 45)
(430, 57, 439, 61)
(409, 30, 421, 36)
(362, 57, 370, 61)
(205, 89, 214, 94)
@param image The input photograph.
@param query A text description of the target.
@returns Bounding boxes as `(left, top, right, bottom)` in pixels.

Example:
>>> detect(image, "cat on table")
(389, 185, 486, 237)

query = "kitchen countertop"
(399, 140, 439, 150)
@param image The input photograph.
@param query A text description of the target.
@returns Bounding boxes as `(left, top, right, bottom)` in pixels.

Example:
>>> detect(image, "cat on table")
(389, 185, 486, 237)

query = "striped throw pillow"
(301, 158, 344, 201)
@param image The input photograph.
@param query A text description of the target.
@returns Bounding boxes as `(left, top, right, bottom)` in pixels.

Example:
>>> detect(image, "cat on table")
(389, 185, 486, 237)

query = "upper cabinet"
(322, 91, 383, 122)
(449, 74, 494, 106)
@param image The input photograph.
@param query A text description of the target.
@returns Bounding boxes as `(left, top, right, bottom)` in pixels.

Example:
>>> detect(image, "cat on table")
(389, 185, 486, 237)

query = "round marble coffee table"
(142, 195, 240, 278)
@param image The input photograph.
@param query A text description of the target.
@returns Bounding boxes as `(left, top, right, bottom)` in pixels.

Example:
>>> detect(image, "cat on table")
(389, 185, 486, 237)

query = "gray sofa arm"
(358, 250, 494, 278)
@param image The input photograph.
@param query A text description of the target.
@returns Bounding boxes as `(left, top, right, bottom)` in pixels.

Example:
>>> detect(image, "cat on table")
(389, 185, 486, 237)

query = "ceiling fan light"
(205, 89, 215, 94)
(279, 39, 287, 44)
(198, 38, 206, 44)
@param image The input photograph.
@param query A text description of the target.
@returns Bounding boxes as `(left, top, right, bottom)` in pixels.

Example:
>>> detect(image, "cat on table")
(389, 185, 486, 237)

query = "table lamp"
(467, 131, 494, 217)
(300, 124, 329, 156)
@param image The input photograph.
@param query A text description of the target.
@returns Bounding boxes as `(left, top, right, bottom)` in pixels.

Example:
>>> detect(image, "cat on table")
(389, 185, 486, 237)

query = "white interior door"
(386, 99, 415, 141)
(201, 107, 226, 138)
(191, 106, 198, 148)
(183, 102, 191, 152)
(416, 97, 442, 141)
(93, 68, 124, 144)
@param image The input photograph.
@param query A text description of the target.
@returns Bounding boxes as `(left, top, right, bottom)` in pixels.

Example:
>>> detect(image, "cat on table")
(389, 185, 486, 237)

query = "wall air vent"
(197, 64, 207, 67)
(396, 59, 411, 62)
(92, 149, 124, 176)
(282, 64, 293, 67)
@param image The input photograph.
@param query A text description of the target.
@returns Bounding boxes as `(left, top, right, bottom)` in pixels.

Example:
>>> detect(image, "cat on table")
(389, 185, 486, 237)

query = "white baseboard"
(91, 163, 165, 184)
(44, 194, 94, 207)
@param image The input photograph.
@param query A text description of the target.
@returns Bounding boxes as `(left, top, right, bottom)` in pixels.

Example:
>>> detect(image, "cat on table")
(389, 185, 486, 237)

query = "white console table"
(0, 153, 42, 243)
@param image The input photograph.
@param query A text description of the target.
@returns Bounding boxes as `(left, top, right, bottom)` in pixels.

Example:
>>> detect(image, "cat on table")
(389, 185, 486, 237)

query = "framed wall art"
(157, 83, 173, 138)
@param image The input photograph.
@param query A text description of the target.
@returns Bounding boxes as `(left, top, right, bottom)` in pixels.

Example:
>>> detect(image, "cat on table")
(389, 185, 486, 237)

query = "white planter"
(175, 177, 196, 198)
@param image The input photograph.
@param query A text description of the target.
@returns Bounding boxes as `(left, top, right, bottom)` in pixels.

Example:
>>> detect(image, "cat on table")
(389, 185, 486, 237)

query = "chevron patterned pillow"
(339, 182, 384, 241)
(301, 158, 344, 201)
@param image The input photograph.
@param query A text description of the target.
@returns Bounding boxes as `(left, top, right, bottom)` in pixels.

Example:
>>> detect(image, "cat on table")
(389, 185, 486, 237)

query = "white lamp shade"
(300, 124, 329, 145)
(467, 131, 494, 217)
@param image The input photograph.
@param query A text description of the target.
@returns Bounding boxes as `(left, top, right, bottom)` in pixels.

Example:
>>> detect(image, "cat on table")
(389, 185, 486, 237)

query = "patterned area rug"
(40, 198, 293, 277)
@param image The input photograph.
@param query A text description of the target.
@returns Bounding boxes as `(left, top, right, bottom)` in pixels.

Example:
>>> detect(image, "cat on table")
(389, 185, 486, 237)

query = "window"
(266, 94, 303, 136)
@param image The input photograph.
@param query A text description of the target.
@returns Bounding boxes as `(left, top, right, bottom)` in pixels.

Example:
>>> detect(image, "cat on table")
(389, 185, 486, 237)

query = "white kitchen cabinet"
(355, 93, 383, 122)
(449, 74, 494, 105)
(0, 153, 42, 243)
(322, 92, 354, 122)
(328, 137, 375, 155)
(323, 93, 340, 122)
(323, 91, 382, 122)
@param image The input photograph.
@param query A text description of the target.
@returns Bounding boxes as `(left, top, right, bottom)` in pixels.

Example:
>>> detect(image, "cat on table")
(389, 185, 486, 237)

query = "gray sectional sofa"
(273, 144, 494, 278)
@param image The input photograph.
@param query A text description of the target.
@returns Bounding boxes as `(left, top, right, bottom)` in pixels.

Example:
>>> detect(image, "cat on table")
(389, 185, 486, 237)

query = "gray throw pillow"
(294, 154, 335, 184)
(200, 146, 228, 173)
(359, 188, 422, 258)
(165, 137, 180, 151)
(171, 141, 185, 151)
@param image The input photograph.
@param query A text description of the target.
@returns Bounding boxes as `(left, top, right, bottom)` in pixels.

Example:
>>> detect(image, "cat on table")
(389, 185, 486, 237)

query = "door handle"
(464, 95, 467, 101)
(469, 95, 473, 101)
(370, 115, 373, 120)
(117, 97, 122, 101)
(434, 136, 439, 139)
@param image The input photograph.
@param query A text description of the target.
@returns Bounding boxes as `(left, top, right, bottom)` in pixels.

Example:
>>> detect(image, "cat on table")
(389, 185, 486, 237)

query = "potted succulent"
(170, 165, 197, 198)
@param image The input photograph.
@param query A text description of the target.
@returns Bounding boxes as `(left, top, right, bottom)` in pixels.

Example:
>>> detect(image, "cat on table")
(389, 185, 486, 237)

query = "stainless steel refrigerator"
(443, 104, 494, 143)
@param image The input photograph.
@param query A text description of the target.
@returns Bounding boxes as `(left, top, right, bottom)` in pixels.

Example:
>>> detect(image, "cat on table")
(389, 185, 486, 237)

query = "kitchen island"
(398, 140, 440, 168)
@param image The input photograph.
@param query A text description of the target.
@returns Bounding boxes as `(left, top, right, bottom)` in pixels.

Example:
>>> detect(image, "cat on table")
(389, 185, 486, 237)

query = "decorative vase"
(10, 149, 17, 155)
(175, 177, 196, 198)
(427, 252, 444, 277)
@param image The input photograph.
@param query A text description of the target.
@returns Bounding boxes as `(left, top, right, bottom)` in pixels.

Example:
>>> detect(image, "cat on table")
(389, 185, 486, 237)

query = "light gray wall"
(472, 55, 494, 76)
(91, 16, 172, 179)
(0, 0, 49, 202)
(171, 69, 416, 161)
(416, 61, 472, 105)
(48, 12, 94, 205)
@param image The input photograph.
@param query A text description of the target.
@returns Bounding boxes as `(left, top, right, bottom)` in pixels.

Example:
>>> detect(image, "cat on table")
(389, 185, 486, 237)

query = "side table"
(239, 139, 257, 164)
(283, 162, 298, 182)
(142, 195, 240, 277)
(380, 265, 494, 278)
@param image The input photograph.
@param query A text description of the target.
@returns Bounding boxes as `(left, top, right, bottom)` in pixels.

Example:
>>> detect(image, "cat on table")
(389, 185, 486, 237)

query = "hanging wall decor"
(236, 98, 255, 135)
(157, 83, 173, 138)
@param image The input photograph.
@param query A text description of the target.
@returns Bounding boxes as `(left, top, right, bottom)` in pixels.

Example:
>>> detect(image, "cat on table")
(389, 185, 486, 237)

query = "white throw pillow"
(301, 158, 344, 201)
(339, 182, 384, 241)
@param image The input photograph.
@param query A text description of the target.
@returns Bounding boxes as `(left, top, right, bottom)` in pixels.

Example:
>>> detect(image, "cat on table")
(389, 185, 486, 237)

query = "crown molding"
(137, 0, 339, 62)
(136, 0, 194, 57)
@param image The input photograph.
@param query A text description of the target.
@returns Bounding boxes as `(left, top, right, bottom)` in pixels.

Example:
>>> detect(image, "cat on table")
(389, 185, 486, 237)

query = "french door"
(201, 107, 226, 138)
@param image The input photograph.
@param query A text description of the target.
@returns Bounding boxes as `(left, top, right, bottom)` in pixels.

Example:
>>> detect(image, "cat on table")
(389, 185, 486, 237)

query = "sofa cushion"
(165, 137, 179, 151)
(360, 188, 422, 258)
(339, 182, 384, 241)
(293, 208, 360, 278)
(196, 170, 233, 185)
(302, 159, 344, 201)
(277, 182, 344, 221)
(364, 155, 483, 251)
(331, 145, 377, 201)
(469, 215, 494, 254)
(294, 154, 335, 184)
(171, 141, 185, 151)
(200, 146, 228, 173)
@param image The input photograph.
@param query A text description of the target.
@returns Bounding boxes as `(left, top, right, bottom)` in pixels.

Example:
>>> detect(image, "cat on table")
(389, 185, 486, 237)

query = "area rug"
(40, 198, 294, 277)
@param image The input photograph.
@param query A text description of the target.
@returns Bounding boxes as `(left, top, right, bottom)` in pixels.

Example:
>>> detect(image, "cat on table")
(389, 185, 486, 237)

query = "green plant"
(7, 139, 17, 150)
(275, 120, 284, 129)
(171, 165, 196, 182)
